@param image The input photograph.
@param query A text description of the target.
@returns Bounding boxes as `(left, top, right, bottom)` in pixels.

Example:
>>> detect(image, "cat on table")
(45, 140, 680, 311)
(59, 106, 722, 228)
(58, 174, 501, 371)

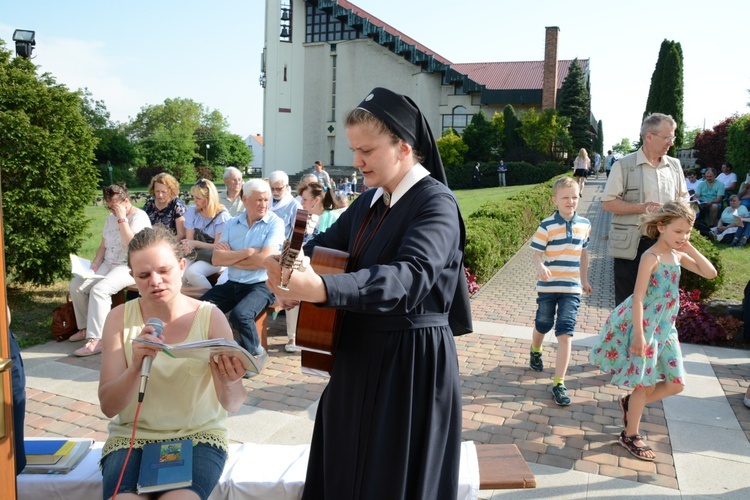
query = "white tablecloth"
(18, 441, 479, 499)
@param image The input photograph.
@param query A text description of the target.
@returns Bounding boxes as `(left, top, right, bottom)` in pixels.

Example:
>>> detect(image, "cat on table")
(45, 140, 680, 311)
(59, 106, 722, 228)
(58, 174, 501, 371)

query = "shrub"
(676, 288, 743, 345)
(680, 229, 724, 299)
(446, 160, 568, 189)
(464, 178, 558, 282)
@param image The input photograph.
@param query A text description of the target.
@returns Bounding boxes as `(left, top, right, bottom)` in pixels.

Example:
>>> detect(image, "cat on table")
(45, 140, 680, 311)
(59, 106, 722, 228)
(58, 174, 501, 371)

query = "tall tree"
(462, 110, 498, 162)
(557, 58, 592, 155)
(502, 104, 522, 154)
(612, 138, 635, 156)
(694, 115, 737, 169)
(0, 41, 99, 285)
(80, 89, 137, 185)
(519, 108, 571, 160)
(596, 120, 604, 155)
(642, 40, 685, 154)
(726, 115, 750, 181)
(490, 111, 505, 158)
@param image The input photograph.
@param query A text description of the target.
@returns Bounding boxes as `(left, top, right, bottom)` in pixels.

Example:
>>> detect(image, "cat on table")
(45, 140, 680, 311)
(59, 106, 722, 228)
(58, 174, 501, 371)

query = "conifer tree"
(557, 58, 592, 155)
(642, 39, 685, 155)
(502, 104, 522, 153)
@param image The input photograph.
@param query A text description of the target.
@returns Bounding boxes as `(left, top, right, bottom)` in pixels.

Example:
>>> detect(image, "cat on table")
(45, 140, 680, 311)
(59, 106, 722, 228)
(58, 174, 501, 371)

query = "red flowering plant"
(675, 288, 744, 345)
(464, 266, 479, 296)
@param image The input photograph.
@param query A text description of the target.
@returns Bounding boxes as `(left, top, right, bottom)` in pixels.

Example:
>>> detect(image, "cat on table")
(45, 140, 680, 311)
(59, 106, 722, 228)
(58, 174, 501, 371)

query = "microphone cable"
(112, 318, 163, 500)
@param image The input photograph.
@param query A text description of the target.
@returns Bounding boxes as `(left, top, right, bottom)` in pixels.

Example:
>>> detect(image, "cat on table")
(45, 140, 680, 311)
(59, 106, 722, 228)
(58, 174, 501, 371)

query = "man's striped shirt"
(530, 211, 590, 294)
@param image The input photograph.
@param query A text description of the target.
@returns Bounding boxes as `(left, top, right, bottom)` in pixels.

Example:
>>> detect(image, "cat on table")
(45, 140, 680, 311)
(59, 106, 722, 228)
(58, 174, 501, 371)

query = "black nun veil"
(356, 87, 473, 336)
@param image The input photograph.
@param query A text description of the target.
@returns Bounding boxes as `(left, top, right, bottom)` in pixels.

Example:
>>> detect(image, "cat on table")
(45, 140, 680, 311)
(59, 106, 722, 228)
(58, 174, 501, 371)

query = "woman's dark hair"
(103, 182, 128, 203)
(127, 226, 183, 268)
(299, 181, 335, 210)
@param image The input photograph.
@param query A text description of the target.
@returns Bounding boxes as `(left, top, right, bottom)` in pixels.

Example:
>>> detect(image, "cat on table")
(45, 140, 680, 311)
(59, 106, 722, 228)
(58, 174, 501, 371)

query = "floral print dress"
(590, 253, 685, 389)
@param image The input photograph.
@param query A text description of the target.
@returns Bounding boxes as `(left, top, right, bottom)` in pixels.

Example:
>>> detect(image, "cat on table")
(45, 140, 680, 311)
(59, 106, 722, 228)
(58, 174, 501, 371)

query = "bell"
(281, 9, 290, 21)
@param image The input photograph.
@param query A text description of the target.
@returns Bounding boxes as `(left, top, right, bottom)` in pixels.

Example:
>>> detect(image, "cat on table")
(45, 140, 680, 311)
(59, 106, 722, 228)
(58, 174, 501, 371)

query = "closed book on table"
(25, 439, 75, 465)
(23, 438, 94, 474)
(137, 439, 193, 494)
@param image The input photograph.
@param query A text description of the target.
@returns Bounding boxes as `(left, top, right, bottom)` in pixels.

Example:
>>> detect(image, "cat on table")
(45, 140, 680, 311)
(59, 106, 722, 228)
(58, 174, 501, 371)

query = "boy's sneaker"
(551, 383, 571, 406)
(529, 348, 544, 372)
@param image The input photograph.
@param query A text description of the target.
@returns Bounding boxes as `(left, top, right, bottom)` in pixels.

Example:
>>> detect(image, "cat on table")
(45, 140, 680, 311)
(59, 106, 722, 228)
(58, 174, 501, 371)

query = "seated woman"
(284, 182, 340, 353)
(143, 172, 187, 240)
(69, 183, 151, 356)
(181, 179, 231, 288)
(711, 195, 749, 244)
(98, 226, 247, 500)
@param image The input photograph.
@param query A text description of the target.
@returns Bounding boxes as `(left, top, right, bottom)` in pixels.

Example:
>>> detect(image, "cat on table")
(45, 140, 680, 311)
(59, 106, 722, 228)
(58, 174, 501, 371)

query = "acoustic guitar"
(296, 247, 349, 377)
(278, 210, 309, 290)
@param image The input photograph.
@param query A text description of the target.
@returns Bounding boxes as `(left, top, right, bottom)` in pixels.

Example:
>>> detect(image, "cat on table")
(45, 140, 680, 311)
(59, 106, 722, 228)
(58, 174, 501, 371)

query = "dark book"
(137, 439, 193, 494)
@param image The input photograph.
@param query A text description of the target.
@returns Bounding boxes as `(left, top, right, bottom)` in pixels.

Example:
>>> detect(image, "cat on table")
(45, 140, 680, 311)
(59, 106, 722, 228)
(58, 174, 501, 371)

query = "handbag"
(52, 295, 78, 342)
(187, 211, 223, 263)
(192, 228, 215, 263)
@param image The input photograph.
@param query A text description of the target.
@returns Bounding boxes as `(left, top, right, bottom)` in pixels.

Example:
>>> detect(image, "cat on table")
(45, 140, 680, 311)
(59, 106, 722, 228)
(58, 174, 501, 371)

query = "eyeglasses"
(651, 133, 676, 143)
(195, 179, 207, 188)
(270, 186, 286, 192)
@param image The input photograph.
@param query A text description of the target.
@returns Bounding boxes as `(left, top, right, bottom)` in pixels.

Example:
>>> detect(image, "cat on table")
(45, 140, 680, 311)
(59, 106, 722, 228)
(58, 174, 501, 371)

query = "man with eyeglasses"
(201, 179, 285, 361)
(220, 167, 245, 217)
(268, 170, 302, 238)
(695, 167, 725, 227)
(602, 113, 689, 305)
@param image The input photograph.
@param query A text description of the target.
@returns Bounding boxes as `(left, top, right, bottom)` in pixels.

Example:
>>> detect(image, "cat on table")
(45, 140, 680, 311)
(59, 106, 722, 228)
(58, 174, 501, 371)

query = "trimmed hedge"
(447, 161, 569, 190)
(465, 177, 558, 282)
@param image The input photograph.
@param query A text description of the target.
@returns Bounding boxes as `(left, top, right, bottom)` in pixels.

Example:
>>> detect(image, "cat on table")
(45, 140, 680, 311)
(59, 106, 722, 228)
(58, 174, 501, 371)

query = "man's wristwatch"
(117, 218, 128, 224)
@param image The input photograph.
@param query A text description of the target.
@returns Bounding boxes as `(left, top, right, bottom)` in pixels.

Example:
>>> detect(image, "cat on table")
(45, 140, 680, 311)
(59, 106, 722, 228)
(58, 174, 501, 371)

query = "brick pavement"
(20, 177, 750, 492)
(471, 179, 615, 334)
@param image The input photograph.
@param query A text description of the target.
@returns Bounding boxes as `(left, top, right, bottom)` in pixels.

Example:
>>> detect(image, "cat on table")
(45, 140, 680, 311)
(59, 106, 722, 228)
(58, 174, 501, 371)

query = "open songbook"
(70, 254, 106, 279)
(134, 338, 265, 375)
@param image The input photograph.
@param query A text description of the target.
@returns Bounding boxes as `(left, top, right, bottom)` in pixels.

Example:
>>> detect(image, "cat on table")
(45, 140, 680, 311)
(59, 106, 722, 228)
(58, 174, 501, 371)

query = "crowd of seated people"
(687, 164, 749, 248)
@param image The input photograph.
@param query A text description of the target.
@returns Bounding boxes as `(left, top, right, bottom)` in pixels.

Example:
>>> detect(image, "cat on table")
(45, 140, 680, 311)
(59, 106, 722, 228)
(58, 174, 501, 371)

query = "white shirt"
(685, 178, 702, 193)
(717, 172, 738, 190)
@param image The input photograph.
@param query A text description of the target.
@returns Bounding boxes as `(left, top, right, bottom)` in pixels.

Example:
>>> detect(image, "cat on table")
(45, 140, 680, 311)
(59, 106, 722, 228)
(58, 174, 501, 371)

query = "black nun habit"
(301, 87, 470, 500)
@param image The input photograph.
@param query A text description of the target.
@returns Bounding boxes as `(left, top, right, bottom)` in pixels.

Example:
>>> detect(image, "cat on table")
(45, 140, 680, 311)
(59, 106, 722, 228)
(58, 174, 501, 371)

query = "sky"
(2, 1, 749, 150)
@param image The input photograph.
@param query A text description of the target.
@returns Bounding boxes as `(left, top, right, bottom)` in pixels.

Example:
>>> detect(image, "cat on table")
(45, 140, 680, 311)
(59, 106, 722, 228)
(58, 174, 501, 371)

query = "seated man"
(268, 170, 302, 239)
(695, 167, 725, 227)
(200, 179, 285, 357)
(717, 162, 738, 195)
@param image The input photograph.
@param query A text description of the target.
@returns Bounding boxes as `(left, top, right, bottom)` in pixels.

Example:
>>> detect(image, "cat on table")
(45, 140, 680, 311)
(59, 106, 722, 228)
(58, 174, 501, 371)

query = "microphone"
(138, 318, 164, 402)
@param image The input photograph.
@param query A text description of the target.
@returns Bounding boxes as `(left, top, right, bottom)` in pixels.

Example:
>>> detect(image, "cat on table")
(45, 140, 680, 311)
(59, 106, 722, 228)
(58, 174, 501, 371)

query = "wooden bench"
(477, 443, 536, 489)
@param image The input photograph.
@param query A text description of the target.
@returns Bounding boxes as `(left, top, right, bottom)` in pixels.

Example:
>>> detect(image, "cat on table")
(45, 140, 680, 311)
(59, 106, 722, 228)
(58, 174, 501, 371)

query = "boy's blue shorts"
(534, 292, 581, 337)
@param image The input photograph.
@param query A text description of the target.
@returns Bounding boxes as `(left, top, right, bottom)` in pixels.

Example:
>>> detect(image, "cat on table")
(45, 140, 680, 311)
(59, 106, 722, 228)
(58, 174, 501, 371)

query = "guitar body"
(296, 247, 349, 377)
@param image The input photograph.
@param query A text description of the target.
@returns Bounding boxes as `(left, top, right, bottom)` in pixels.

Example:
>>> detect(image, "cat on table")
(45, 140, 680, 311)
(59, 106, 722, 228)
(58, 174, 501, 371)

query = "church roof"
(450, 59, 589, 91)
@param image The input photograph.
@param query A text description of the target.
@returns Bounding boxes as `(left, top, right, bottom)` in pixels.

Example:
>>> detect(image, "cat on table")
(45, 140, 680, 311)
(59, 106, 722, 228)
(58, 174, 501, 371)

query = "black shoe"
(551, 383, 571, 406)
(529, 348, 544, 372)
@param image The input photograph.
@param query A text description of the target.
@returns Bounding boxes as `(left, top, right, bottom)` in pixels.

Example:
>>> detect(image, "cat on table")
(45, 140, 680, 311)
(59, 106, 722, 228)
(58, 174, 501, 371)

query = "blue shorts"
(101, 441, 226, 500)
(534, 293, 581, 337)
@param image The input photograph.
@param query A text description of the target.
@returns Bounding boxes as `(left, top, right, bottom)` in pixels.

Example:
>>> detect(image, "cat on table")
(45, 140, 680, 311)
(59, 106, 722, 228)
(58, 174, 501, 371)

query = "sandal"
(618, 430, 655, 461)
(619, 394, 630, 428)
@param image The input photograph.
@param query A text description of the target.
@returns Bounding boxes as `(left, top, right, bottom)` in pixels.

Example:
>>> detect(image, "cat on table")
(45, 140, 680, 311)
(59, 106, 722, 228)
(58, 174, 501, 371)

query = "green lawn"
(454, 185, 535, 218)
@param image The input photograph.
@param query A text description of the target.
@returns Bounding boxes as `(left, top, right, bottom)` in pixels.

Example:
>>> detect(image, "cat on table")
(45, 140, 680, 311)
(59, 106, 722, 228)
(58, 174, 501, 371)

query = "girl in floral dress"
(590, 201, 717, 461)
